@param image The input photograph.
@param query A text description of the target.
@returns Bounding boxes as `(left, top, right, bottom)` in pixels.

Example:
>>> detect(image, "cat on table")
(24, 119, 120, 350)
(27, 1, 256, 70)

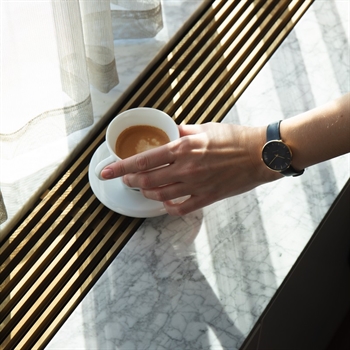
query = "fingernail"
(101, 168, 113, 179)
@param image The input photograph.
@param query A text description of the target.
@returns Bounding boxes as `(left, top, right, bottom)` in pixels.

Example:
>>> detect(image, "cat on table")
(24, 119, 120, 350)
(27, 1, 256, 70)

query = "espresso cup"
(95, 108, 179, 183)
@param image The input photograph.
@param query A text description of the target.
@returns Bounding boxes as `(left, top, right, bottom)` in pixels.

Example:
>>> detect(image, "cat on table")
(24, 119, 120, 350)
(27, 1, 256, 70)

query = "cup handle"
(95, 155, 116, 181)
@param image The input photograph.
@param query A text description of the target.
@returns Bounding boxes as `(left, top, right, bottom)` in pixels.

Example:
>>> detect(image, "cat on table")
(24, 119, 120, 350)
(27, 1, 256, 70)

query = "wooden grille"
(0, 1, 314, 349)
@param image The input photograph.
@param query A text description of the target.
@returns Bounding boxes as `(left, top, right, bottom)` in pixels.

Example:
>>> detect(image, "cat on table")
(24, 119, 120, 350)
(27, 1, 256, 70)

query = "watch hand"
(268, 155, 278, 166)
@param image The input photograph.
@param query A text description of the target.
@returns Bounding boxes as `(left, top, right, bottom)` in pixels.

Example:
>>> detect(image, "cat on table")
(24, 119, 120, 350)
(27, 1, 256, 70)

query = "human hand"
(101, 122, 281, 215)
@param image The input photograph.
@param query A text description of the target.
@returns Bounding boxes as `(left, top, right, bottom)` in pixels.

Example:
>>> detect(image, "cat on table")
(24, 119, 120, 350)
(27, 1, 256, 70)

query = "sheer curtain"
(0, 0, 163, 229)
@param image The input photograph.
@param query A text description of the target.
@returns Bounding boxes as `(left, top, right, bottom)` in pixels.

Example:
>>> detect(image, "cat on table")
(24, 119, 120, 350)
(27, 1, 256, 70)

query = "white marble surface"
(47, 1, 349, 349)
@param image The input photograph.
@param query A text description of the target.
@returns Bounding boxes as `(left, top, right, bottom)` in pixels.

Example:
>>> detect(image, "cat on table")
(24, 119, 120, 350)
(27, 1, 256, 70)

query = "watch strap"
(266, 120, 281, 142)
(266, 121, 304, 177)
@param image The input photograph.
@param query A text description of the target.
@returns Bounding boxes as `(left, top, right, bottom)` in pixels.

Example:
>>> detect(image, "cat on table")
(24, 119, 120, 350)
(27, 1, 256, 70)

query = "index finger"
(100, 141, 177, 179)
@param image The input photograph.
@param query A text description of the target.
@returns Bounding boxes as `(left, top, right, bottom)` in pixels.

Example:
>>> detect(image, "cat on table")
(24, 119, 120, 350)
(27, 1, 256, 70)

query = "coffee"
(115, 125, 170, 159)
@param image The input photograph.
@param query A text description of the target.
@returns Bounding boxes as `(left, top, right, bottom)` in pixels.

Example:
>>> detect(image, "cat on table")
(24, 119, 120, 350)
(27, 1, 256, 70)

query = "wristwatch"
(262, 121, 304, 177)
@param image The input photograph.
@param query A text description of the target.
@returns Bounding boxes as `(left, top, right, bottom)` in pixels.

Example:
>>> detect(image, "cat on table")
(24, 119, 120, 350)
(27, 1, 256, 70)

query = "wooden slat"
(0, 1, 314, 349)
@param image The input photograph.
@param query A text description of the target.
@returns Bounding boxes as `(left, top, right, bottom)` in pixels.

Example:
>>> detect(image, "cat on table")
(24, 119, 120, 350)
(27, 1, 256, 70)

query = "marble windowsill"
(46, 1, 350, 349)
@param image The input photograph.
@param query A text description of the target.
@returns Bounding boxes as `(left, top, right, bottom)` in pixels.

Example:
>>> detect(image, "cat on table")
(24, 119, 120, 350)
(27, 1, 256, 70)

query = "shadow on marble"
(77, 210, 248, 349)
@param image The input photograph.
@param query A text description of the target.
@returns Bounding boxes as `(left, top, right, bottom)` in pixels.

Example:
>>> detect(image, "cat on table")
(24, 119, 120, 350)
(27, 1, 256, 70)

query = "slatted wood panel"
(0, 1, 314, 349)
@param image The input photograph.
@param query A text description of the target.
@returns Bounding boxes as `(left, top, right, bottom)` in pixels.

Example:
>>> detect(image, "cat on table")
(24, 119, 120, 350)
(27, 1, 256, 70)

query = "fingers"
(101, 124, 208, 180)
(139, 180, 212, 216)
(123, 160, 184, 189)
(178, 123, 209, 137)
(163, 195, 209, 216)
(101, 142, 177, 179)
(141, 182, 190, 202)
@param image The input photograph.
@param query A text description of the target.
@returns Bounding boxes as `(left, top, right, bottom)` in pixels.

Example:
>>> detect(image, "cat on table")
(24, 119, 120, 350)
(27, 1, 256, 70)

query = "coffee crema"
(115, 125, 170, 159)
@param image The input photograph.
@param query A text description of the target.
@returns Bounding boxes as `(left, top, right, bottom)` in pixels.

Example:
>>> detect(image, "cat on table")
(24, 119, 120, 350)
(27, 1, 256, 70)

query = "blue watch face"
(262, 140, 292, 172)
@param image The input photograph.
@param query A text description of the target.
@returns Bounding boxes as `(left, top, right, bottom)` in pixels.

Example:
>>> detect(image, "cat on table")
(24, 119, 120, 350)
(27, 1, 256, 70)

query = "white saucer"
(88, 142, 167, 218)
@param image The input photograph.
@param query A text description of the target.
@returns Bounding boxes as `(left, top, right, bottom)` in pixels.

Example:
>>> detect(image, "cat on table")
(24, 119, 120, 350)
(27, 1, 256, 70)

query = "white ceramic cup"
(95, 107, 179, 183)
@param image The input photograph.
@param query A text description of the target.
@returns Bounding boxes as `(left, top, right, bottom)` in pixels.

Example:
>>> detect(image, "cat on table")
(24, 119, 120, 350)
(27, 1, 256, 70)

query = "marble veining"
(47, 1, 349, 349)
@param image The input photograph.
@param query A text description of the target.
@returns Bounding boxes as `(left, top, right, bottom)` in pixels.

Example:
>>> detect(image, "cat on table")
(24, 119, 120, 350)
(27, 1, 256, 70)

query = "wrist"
(262, 121, 304, 176)
(246, 125, 283, 185)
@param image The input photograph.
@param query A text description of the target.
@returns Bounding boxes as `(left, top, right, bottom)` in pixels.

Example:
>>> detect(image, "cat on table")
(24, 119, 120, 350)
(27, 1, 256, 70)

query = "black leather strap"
(266, 121, 304, 177)
(266, 121, 281, 141)
(282, 163, 304, 177)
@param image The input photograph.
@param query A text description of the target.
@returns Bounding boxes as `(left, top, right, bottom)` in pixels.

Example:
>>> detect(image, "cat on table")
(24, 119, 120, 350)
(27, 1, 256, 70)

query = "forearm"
(281, 93, 350, 171)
